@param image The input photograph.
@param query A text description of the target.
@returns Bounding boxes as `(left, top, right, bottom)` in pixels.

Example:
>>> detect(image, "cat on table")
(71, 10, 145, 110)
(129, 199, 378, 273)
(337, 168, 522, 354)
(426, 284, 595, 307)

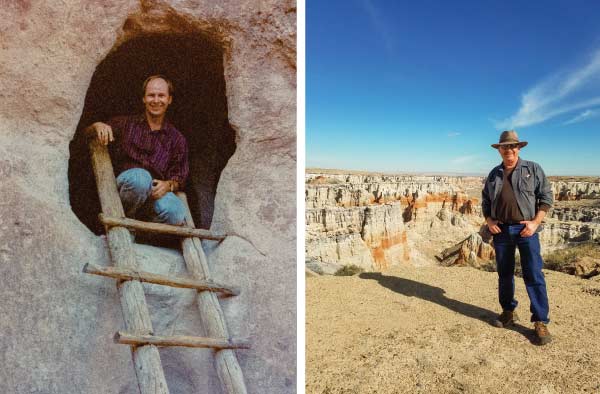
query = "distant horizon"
(307, 1, 600, 176)
(306, 166, 485, 177)
(305, 166, 600, 179)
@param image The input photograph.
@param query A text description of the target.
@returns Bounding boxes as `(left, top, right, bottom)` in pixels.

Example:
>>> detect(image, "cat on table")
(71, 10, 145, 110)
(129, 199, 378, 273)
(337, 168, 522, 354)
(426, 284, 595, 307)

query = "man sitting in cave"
(85, 75, 189, 226)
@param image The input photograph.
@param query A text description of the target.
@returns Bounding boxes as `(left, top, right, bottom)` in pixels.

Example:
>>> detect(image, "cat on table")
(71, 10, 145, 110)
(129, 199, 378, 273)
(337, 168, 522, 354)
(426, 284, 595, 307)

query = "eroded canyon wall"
(306, 174, 484, 271)
(0, 2, 296, 393)
(306, 172, 600, 273)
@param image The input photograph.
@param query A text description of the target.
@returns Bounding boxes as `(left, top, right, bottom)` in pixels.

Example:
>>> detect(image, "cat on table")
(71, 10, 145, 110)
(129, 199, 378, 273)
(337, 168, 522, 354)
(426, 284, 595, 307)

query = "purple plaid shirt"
(107, 115, 189, 184)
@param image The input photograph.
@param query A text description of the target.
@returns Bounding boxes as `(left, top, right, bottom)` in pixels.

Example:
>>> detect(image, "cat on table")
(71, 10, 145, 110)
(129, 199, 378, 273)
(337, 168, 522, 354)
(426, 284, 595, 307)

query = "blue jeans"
(493, 224, 550, 323)
(116, 168, 186, 225)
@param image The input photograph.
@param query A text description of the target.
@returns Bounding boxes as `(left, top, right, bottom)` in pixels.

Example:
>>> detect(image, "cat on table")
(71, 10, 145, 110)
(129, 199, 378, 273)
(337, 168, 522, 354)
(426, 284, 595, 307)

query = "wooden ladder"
(83, 139, 248, 394)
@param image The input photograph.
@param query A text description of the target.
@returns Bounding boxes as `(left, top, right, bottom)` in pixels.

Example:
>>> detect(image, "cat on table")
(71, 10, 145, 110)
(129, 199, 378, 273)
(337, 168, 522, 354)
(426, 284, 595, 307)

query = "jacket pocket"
(520, 174, 535, 193)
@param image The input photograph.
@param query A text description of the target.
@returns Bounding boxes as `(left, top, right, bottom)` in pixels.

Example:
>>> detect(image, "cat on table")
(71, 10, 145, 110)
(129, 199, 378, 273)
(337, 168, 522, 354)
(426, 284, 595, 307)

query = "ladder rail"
(89, 139, 170, 394)
(177, 193, 248, 394)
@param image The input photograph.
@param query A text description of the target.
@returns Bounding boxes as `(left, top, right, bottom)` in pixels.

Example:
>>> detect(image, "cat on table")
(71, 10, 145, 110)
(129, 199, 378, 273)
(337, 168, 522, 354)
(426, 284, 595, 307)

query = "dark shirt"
(107, 115, 189, 184)
(496, 168, 525, 223)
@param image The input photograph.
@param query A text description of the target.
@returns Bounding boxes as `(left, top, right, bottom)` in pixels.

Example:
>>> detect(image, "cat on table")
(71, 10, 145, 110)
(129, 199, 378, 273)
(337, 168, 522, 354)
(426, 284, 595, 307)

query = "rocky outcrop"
(362, 204, 408, 270)
(550, 207, 600, 223)
(540, 221, 600, 248)
(306, 180, 478, 209)
(552, 181, 600, 200)
(436, 232, 495, 268)
(571, 256, 600, 278)
(0, 2, 296, 393)
(306, 174, 483, 272)
(306, 203, 408, 271)
(306, 233, 373, 271)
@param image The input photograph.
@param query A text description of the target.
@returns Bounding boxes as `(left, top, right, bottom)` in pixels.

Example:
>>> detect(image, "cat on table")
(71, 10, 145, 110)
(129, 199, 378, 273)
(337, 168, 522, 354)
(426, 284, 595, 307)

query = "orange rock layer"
(337, 192, 479, 212)
(367, 231, 408, 271)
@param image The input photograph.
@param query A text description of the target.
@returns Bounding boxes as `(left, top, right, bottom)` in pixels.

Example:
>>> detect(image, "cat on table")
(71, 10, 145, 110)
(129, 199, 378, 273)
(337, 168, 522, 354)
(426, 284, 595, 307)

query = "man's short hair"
(142, 75, 175, 96)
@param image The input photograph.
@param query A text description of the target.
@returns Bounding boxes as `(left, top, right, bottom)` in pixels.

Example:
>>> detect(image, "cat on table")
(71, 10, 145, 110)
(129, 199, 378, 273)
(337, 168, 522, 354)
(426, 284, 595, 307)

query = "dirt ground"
(306, 265, 600, 394)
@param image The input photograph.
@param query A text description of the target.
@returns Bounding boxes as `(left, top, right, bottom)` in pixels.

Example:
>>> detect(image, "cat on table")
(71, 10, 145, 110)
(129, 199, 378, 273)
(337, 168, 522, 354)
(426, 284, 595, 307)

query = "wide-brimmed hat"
(491, 130, 528, 149)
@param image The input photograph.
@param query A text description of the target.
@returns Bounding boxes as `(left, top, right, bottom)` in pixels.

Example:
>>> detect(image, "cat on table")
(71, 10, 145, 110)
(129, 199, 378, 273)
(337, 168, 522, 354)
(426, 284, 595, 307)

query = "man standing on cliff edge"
(85, 75, 189, 226)
(482, 130, 553, 345)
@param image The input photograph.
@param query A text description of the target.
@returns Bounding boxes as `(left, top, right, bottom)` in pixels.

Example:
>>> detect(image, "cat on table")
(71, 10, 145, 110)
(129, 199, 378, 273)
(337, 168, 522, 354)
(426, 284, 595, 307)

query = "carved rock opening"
(68, 33, 236, 233)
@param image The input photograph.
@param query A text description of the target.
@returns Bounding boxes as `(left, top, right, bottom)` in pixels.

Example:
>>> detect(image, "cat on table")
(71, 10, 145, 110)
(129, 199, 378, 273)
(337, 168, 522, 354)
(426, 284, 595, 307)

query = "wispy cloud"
(497, 49, 600, 129)
(447, 132, 461, 137)
(450, 154, 478, 164)
(563, 109, 600, 125)
(357, 0, 396, 56)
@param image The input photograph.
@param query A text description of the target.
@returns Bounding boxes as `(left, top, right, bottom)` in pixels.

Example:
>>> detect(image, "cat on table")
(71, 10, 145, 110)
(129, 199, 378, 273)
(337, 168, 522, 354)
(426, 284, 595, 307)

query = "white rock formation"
(552, 181, 600, 200)
(550, 206, 600, 223)
(305, 173, 482, 272)
(540, 222, 600, 250)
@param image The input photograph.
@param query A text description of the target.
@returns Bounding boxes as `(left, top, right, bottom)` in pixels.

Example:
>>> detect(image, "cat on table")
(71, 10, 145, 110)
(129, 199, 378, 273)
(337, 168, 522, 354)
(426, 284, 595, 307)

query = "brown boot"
(534, 321, 552, 345)
(492, 310, 519, 328)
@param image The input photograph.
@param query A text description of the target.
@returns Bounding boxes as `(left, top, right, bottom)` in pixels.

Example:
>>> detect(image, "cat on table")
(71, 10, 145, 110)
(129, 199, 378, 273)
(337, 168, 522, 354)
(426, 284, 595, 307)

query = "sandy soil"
(306, 265, 600, 394)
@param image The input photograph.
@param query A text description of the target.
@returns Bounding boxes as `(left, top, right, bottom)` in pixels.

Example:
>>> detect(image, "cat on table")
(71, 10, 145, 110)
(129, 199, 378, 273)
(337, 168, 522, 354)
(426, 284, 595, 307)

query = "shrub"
(334, 264, 364, 276)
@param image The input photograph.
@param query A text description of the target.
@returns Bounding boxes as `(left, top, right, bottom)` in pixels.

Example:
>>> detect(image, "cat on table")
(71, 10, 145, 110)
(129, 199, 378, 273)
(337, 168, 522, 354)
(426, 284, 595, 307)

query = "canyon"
(305, 170, 600, 276)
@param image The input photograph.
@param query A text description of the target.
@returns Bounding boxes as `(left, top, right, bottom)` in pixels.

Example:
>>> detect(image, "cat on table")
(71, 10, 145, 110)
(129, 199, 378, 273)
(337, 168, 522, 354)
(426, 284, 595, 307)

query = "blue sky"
(307, 0, 600, 175)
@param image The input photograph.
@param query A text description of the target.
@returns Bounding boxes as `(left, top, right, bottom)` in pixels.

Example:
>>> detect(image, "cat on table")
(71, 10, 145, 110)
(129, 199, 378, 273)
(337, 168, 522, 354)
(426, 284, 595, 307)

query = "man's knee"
(117, 168, 152, 195)
(153, 194, 186, 225)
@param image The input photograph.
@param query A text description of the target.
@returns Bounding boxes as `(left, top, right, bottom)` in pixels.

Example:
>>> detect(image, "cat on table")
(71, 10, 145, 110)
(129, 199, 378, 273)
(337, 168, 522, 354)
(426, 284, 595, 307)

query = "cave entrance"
(69, 33, 236, 234)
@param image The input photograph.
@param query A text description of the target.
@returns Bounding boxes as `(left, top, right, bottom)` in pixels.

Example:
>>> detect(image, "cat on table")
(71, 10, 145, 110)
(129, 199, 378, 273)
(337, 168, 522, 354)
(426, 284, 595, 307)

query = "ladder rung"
(115, 331, 251, 350)
(83, 263, 240, 296)
(99, 213, 226, 241)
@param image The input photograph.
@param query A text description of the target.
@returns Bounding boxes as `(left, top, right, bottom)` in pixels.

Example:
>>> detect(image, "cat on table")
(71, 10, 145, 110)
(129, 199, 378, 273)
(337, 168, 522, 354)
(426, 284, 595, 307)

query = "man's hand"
(92, 122, 114, 145)
(520, 210, 546, 237)
(486, 217, 501, 234)
(519, 220, 539, 237)
(151, 179, 171, 200)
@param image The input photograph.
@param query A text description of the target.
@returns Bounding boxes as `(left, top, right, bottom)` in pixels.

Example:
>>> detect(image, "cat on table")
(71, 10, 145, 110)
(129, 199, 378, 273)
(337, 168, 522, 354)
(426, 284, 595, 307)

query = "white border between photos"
(297, 0, 306, 393)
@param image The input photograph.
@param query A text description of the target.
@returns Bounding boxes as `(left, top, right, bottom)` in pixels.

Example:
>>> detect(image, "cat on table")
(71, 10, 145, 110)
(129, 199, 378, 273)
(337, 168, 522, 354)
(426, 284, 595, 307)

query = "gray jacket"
(482, 158, 553, 222)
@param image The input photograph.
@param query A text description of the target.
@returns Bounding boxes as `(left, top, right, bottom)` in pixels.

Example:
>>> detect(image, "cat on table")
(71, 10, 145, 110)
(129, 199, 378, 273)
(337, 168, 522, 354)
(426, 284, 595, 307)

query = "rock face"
(540, 222, 600, 248)
(0, 2, 296, 393)
(305, 174, 481, 209)
(550, 206, 600, 223)
(552, 181, 600, 200)
(306, 174, 483, 271)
